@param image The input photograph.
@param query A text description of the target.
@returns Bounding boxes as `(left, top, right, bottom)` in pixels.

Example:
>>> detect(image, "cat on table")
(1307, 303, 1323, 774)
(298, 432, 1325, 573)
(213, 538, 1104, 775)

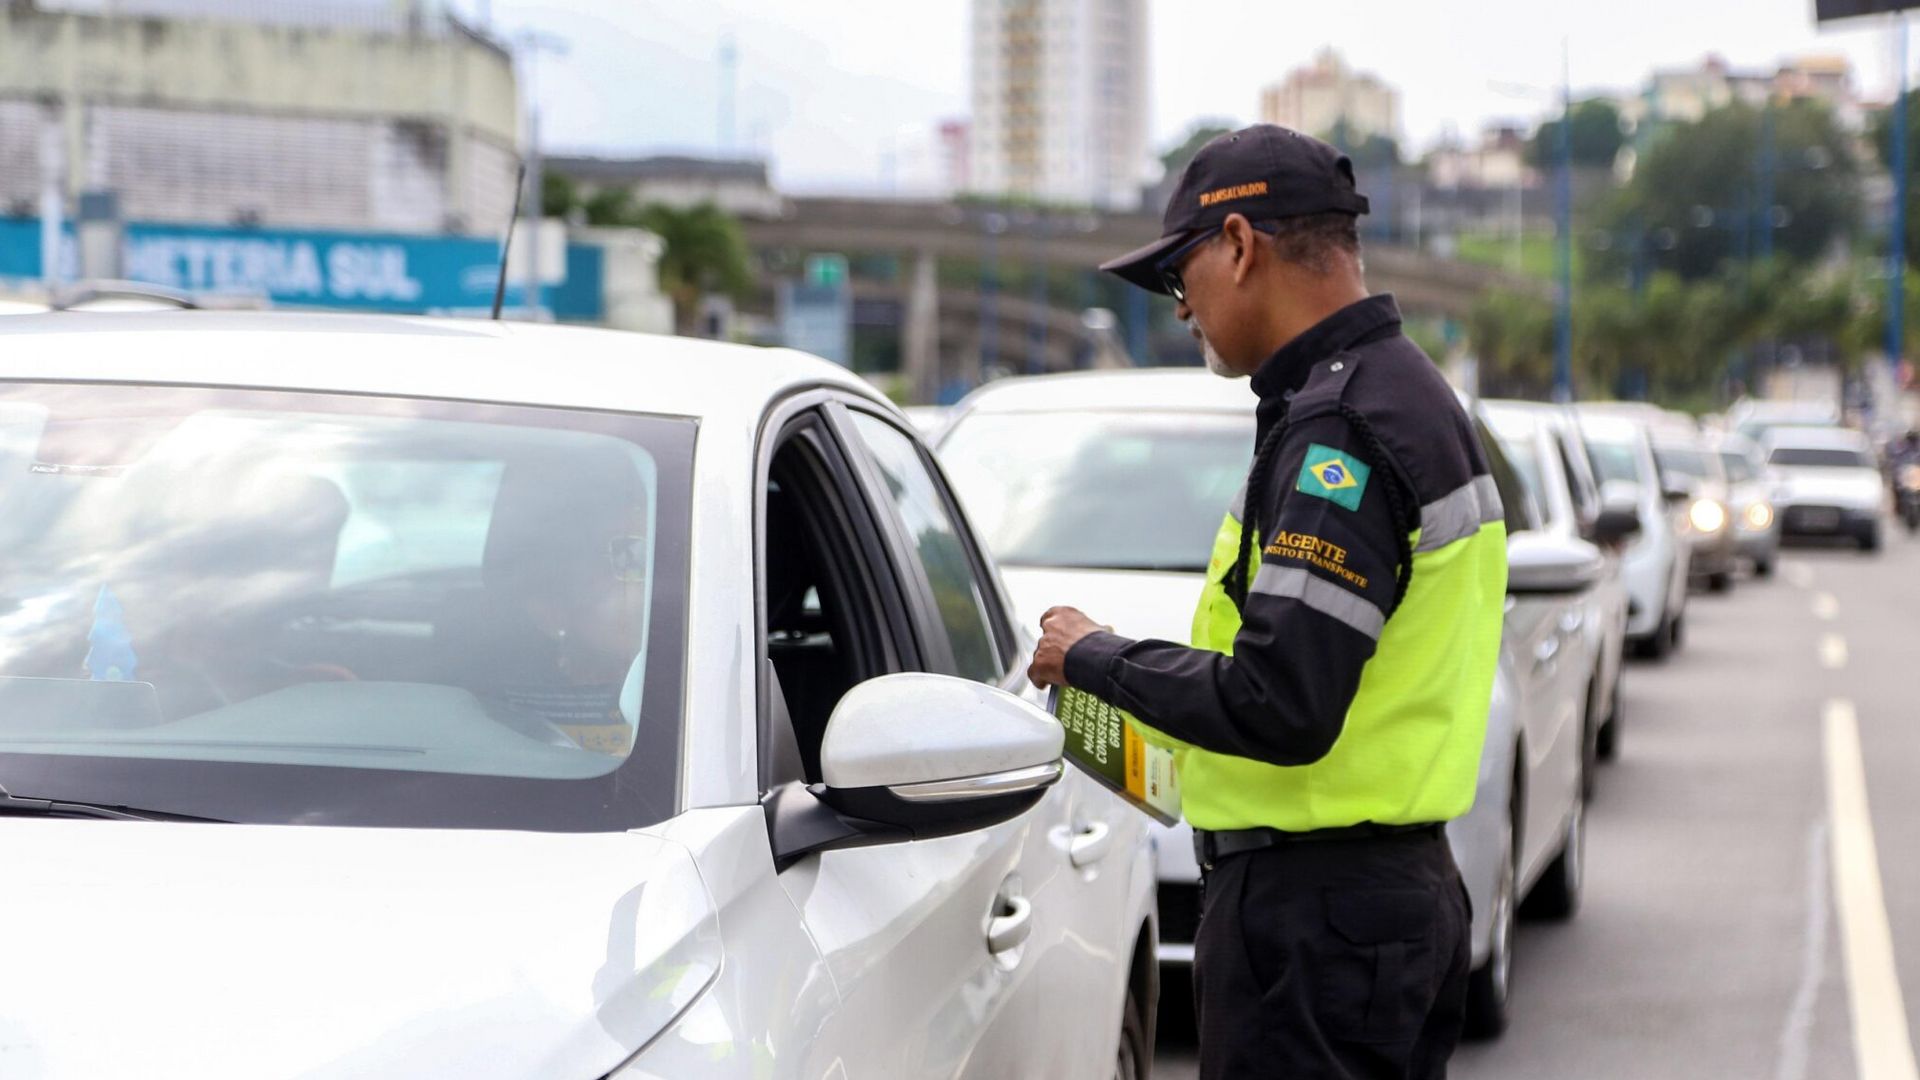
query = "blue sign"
(0, 218, 603, 321)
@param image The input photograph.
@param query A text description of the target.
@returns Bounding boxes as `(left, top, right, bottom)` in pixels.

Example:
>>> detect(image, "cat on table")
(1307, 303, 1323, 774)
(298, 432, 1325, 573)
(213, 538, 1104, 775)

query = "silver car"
(1576, 411, 1692, 660)
(0, 312, 1158, 1079)
(1482, 400, 1635, 777)
(937, 369, 1593, 1039)
(1650, 427, 1740, 592)
(1713, 433, 1782, 575)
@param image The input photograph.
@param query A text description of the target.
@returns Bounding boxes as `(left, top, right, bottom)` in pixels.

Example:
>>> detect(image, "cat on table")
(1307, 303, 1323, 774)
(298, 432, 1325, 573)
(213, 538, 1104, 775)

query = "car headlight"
(1742, 502, 1774, 531)
(1689, 498, 1727, 534)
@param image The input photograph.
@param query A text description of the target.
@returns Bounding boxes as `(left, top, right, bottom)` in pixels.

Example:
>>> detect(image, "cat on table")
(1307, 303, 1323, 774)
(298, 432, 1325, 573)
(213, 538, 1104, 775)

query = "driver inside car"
(445, 453, 652, 755)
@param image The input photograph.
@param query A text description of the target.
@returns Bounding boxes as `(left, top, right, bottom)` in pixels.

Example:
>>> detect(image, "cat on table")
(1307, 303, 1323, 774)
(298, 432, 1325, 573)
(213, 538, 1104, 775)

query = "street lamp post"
(514, 29, 569, 321)
(1553, 49, 1574, 404)
(1492, 57, 1576, 404)
(1891, 18, 1909, 376)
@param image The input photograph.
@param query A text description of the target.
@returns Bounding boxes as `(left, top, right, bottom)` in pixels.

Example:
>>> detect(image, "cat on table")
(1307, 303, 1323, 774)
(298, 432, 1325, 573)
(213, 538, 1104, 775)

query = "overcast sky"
(460, 0, 1915, 194)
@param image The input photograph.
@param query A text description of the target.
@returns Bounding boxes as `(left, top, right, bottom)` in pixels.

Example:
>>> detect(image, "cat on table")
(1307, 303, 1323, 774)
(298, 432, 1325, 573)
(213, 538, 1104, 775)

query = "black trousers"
(1192, 828, 1472, 1079)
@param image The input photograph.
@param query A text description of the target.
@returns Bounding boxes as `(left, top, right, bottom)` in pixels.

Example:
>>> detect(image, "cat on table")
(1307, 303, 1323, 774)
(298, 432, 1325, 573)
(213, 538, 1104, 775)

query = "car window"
(1584, 436, 1645, 487)
(1554, 431, 1598, 522)
(939, 410, 1251, 572)
(762, 417, 906, 787)
(1491, 428, 1548, 517)
(850, 412, 1005, 684)
(1768, 446, 1872, 468)
(0, 382, 693, 832)
(1718, 451, 1757, 484)
(1476, 417, 1537, 534)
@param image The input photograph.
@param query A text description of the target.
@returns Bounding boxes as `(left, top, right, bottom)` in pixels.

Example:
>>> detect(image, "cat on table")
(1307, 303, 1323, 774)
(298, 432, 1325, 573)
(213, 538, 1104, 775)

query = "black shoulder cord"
(1338, 402, 1417, 614)
(1225, 404, 1289, 610)
(1224, 400, 1418, 617)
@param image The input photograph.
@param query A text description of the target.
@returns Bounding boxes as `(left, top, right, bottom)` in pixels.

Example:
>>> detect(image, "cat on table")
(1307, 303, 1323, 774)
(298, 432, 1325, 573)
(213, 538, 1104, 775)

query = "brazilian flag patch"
(1296, 444, 1371, 511)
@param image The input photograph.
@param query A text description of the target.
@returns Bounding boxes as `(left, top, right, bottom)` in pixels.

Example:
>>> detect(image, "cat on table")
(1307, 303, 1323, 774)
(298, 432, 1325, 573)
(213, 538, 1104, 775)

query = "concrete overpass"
(743, 197, 1540, 399)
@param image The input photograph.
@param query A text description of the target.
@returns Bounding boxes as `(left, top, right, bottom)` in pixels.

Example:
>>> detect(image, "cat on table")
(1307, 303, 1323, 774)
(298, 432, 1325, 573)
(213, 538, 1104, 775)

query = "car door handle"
(987, 895, 1033, 955)
(1068, 821, 1112, 868)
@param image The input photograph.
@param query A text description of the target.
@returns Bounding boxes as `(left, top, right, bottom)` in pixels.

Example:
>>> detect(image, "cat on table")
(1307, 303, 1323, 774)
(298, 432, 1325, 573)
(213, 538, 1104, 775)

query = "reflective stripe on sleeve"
(1228, 480, 1248, 524)
(1415, 474, 1504, 552)
(1248, 564, 1385, 640)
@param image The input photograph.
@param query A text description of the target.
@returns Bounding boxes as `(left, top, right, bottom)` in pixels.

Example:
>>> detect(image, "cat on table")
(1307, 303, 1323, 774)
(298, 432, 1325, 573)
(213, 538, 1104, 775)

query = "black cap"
(1100, 124, 1370, 295)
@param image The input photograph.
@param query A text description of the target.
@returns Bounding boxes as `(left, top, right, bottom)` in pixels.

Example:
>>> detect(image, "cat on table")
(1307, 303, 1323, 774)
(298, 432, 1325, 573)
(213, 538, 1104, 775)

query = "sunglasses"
(1156, 221, 1279, 303)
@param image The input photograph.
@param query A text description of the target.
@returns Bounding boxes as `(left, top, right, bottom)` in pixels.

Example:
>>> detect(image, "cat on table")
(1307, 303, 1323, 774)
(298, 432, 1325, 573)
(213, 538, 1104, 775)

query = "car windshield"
(1769, 446, 1872, 469)
(939, 410, 1251, 572)
(1654, 445, 1719, 483)
(0, 382, 692, 830)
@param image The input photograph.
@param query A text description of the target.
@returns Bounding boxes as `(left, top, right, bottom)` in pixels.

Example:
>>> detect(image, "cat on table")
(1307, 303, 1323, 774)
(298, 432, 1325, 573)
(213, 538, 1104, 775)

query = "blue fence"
(0, 218, 603, 321)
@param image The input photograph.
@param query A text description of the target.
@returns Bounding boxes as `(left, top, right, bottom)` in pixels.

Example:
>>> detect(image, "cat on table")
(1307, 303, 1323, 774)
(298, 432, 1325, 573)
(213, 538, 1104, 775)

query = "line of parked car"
(927, 369, 1888, 1043)
(3, 305, 1897, 1077)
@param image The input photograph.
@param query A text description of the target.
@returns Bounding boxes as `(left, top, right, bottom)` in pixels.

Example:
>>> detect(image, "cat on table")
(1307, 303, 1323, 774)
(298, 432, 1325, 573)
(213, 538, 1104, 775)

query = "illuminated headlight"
(1741, 502, 1774, 531)
(1689, 499, 1728, 534)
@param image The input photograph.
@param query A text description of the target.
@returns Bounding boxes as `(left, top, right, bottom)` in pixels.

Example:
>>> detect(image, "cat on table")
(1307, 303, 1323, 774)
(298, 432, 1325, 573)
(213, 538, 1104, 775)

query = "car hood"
(0, 820, 720, 1080)
(1775, 466, 1884, 508)
(1000, 565, 1207, 645)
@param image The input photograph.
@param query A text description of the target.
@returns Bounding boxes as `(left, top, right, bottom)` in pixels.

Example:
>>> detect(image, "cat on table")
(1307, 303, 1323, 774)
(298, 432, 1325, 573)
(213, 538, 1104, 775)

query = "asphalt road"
(1156, 525, 1920, 1079)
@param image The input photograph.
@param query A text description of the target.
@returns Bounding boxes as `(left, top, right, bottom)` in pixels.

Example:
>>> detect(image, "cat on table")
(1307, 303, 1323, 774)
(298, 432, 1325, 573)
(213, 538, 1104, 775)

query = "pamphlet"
(1049, 686, 1182, 827)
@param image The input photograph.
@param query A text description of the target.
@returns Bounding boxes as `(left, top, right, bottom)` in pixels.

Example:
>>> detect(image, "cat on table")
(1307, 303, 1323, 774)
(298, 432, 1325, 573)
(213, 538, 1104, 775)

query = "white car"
(1764, 424, 1888, 551)
(1714, 433, 1781, 576)
(1648, 427, 1740, 592)
(1576, 410, 1692, 659)
(1481, 400, 1634, 778)
(0, 312, 1158, 1080)
(936, 369, 1593, 1038)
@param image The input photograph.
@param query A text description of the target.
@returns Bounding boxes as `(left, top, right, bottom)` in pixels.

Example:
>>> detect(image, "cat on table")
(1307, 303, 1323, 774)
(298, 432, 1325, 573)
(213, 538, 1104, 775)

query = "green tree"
(583, 187, 638, 227)
(1159, 120, 1236, 177)
(1594, 101, 1857, 282)
(1321, 119, 1401, 169)
(1527, 99, 1626, 170)
(540, 172, 578, 219)
(1466, 289, 1555, 397)
(635, 202, 753, 332)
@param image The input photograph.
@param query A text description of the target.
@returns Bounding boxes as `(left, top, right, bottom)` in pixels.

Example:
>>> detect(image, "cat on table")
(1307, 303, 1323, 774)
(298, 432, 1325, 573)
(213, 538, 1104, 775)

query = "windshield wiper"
(0, 783, 227, 823)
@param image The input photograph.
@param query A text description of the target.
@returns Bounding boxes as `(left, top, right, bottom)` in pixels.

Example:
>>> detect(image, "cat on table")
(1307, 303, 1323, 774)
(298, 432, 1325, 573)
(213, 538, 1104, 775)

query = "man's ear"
(1222, 213, 1260, 286)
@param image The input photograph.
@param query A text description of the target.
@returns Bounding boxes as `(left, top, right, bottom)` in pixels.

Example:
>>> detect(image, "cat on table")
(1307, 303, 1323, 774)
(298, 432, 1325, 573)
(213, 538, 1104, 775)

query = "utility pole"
(1892, 17, 1909, 377)
(1553, 41, 1574, 403)
(514, 29, 568, 320)
(39, 115, 64, 287)
(1758, 104, 1776, 264)
(718, 33, 738, 156)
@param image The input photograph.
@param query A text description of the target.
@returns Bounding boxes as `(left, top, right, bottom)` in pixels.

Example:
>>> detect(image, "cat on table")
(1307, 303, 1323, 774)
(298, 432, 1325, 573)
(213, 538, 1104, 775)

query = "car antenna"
(491, 162, 529, 321)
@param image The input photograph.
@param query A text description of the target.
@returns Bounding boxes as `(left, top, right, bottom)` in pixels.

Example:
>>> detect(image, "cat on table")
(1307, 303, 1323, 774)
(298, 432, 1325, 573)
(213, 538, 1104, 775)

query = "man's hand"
(1028, 606, 1105, 689)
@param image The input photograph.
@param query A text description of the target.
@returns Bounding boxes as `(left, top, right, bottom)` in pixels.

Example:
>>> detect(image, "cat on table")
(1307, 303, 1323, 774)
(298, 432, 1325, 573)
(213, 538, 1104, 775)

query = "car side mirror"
(763, 673, 1064, 870)
(1507, 533, 1606, 595)
(1661, 478, 1695, 505)
(1591, 496, 1642, 548)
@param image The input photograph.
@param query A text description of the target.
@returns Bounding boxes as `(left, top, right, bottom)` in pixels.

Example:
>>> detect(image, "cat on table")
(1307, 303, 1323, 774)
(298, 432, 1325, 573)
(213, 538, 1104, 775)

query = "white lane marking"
(1824, 699, 1920, 1080)
(1815, 593, 1841, 621)
(1822, 634, 1850, 671)
(1778, 820, 1832, 1080)
(1787, 561, 1816, 588)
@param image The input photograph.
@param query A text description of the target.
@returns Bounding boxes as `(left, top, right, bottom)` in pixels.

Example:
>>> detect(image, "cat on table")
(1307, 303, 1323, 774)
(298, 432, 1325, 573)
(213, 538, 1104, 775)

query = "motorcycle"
(1898, 463, 1920, 534)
